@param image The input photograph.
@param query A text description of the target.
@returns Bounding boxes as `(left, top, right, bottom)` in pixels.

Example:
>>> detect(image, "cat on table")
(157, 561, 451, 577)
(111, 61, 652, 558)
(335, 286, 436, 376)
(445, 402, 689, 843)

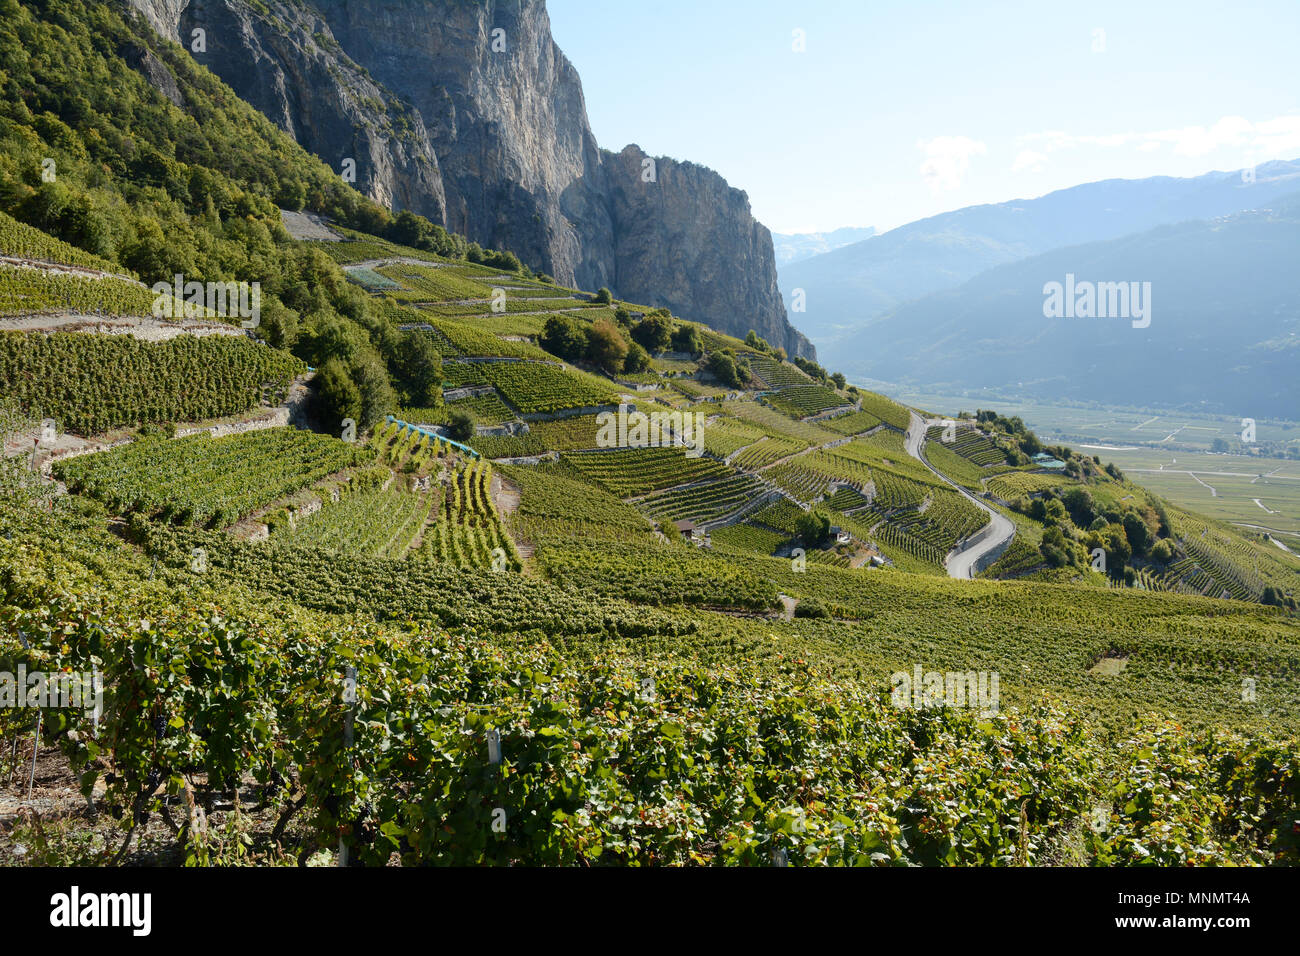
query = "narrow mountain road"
(904, 412, 1016, 579)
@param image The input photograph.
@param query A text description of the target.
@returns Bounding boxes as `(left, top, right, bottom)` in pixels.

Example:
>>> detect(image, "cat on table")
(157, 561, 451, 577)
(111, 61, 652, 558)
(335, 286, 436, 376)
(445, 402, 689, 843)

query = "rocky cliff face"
(132, 0, 446, 221)
(123, 0, 814, 358)
(603, 146, 792, 348)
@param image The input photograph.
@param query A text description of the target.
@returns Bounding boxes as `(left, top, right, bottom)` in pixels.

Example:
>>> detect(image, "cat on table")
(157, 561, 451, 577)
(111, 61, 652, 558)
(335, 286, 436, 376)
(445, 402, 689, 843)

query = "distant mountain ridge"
(839, 193, 1300, 417)
(781, 160, 1300, 347)
(772, 227, 876, 266)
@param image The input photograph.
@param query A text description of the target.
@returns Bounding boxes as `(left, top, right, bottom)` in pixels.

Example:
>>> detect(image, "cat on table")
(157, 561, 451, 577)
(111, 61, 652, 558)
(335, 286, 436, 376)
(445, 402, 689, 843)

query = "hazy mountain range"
(779, 161, 1300, 413)
(772, 227, 876, 266)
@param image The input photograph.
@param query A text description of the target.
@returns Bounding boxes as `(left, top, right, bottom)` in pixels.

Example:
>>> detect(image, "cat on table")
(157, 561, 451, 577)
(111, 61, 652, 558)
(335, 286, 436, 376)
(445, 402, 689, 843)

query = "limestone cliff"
(122, 0, 814, 358)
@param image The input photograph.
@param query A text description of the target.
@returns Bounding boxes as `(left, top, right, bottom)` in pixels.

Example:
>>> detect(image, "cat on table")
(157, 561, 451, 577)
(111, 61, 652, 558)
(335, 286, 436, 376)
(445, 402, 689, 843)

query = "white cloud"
(918, 136, 986, 192)
(1017, 114, 1300, 164)
(1253, 115, 1300, 159)
(1011, 149, 1048, 173)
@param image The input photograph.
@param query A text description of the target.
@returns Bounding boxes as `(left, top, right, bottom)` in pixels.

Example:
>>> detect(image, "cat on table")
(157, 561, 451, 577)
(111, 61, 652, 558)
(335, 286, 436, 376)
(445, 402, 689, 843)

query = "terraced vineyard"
(345, 267, 402, 291)
(0, 209, 128, 273)
(415, 458, 520, 571)
(0, 266, 157, 316)
(927, 424, 1006, 465)
(373, 263, 498, 301)
(534, 538, 780, 611)
(0, 332, 305, 435)
(1165, 508, 1298, 602)
(372, 420, 452, 470)
(446, 311, 551, 336)
(136, 522, 686, 639)
(982, 536, 1047, 579)
(751, 498, 809, 533)
(746, 355, 813, 388)
(442, 361, 488, 387)
(825, 485, 872, 512)
(922, 437, 993, 490)
(640, 473, 771, 525)
(709, 521, 787, 554)
(53, 428, 370, 527)
(730, 434, 808, 470)
(856, 391, 913, 430)
(765, 451, 873, 503)
(986, 471, 1074, 499)
(316, 230, 444, 265)
(888, 489, 989, 554)
(428, 317, 553, 360)
(445, 390, 516, 424)
(722, 400, 840, 443)
(478, 361, 618, 414)
(280, 484, 435, 559)
(820, 408, 885, 435)
(499, 463, 651, 542)
(562, 447, 731, 497)
(702, 416, 768, 458)
(425, 297, 595, 316)
(766, 383, 849, 418)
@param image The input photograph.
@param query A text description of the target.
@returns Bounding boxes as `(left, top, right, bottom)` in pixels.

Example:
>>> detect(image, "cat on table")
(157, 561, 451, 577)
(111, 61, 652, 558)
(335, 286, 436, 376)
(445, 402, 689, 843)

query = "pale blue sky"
(547, 0, 1300, 234)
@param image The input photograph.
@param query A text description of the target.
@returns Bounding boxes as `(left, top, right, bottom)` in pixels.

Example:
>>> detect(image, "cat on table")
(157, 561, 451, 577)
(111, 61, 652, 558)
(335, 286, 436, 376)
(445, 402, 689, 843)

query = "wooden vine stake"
(338, 665, 357, 868)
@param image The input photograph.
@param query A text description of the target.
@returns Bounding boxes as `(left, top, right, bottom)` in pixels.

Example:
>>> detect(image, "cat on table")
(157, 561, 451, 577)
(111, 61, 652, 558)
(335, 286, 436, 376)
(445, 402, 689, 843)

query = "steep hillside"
(838, 198, 1300, 417)
(2, 0, 1298, 873)
(122, 0, 813, 358)
(5, 237, 1299, 864)
(782, 160, 1300, 346)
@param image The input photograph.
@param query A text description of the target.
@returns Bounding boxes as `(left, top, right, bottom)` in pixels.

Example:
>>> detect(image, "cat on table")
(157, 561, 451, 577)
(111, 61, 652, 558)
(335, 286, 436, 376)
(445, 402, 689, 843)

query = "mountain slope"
(123, 0, 814, 358)
(841, 197, 1300, 416)
(782, 161, 1300, 346)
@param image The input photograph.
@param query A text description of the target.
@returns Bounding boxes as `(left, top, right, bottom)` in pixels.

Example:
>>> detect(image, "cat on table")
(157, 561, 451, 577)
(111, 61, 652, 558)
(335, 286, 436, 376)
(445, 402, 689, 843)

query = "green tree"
(1149, 539, 1175, 563)
(1060, 487, 1096, 528)
(446, 408, 474, 442)
(540, 315, 588, 361)
(631, 314, 673, 353)
(390, 210, 428, 248)
(1040, 525, 1070, 568)
(586, 319, 629, 375)
(793, 599, 830, 619)
(352, 354, 398, 429)
(313, 358, 362, 434)
(795, 509, 831, 547)
(623, 341, 650, 374)
(1101, 524, 1132, 579)
(671, 323, 702, 354)
(1122, 511, 1152, 556)
(393, 330, 443, 407)
(705, 350, 742, 388)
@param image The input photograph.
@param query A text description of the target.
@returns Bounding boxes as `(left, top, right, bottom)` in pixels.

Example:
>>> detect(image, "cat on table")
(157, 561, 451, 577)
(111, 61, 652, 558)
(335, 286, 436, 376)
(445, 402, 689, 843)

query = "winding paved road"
(903, 412, 1016, 579)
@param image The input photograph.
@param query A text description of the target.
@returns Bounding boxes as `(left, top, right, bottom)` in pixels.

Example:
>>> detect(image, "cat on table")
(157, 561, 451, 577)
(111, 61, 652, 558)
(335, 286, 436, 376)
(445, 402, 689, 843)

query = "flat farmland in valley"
(1102, 449, 1300, 537)
(874, 387, 1300, 451)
